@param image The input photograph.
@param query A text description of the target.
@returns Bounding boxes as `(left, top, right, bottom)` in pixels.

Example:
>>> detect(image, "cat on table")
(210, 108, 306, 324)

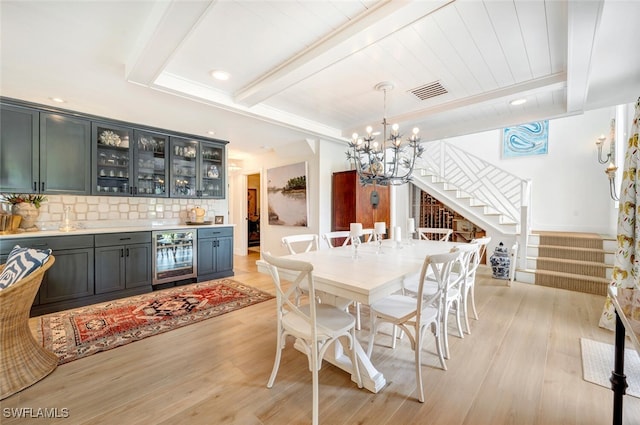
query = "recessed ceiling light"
(210, 69, 230, 81)
(509, 98, 527, 106)
(207, 130, 216, 136)
(50, 97, 65, 103)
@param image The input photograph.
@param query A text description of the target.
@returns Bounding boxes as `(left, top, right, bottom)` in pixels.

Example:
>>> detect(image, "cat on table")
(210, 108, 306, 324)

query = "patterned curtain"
(599, 97, 640, 330)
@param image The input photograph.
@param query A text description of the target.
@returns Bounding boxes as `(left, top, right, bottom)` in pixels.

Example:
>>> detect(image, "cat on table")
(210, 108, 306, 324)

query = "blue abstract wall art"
(503, 120, 549, 158)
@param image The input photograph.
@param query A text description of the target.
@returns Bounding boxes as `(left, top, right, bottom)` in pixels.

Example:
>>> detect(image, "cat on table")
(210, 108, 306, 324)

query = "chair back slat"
(282, 234, 319, 254)
(262, 251, 317, 328)
(417, 227, 453, 242)
(415, 251, 460, 319)
(322, 231, 351, 248)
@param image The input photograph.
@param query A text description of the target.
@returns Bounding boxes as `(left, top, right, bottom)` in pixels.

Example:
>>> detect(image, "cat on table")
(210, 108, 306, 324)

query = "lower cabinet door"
(215, 236, 234, 273)
(125, 243, 151, 288)
(39, 248, 94, 303)
(197, 238, 216, 276)
(95, 245, 126, 294)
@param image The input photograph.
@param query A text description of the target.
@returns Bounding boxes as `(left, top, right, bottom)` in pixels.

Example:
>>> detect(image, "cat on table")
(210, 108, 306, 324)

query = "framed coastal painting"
(503, 120, 549, 158)
(266, 162, 308, 227)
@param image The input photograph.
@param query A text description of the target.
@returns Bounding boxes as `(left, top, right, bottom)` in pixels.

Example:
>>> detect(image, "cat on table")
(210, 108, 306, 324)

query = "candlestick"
(407, 218, 415, 234)
(374, 222, 386, 254)
(350, 222, 363, 238)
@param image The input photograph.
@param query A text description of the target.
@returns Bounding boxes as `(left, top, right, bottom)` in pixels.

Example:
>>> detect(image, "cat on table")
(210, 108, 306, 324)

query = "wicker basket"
(0, 256, 57, 400)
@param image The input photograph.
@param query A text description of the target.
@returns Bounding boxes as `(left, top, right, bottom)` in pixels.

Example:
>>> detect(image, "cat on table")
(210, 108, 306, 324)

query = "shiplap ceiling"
(1, 0, 639, 161)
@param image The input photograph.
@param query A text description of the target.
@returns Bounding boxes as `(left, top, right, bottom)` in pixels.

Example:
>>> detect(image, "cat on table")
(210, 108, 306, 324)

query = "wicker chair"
(0, 256, 57, 400)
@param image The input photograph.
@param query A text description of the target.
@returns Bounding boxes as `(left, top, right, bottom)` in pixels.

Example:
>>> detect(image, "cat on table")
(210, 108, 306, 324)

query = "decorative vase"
(490, 242, 510, 280)
(12, 203, 40, 231)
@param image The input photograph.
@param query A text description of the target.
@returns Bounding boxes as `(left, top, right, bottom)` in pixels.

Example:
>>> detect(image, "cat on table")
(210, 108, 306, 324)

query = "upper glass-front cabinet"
(200, 142, 224, 198)
(170, 137, 225, 199)
(134, 130, 168, 197)
(92, 122, 133, 196)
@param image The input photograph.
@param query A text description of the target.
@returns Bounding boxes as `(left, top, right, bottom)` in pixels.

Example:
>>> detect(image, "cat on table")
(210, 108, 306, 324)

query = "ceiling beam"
(125, 0, 215, 86)
(565, 0, 604, 113)
(233, 0, 455, 107)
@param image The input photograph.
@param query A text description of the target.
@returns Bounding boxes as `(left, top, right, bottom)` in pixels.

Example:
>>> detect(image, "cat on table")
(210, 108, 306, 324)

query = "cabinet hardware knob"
(41, 182, 45, 191)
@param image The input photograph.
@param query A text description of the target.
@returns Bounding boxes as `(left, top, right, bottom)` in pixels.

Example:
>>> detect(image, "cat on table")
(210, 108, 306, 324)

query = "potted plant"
(1, 193, 48, 231)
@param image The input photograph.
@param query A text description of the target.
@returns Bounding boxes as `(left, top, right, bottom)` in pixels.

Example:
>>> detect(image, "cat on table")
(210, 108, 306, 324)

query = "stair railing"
(416, 140, 531, 243)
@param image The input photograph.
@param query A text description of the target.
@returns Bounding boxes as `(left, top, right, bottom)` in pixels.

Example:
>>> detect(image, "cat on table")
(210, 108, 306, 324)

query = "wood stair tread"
(533, 269, 610, 283)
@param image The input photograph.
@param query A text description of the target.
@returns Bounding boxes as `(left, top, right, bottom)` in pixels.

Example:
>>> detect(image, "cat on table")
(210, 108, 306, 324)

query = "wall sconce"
(595, 119, 618, 201)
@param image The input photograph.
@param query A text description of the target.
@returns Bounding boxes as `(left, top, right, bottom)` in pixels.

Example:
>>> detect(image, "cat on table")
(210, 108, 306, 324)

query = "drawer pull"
(119, 237, 132, 241)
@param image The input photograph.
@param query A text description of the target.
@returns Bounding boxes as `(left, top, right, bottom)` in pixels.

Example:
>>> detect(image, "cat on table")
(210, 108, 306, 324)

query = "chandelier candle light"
(346, 82, 425, 188)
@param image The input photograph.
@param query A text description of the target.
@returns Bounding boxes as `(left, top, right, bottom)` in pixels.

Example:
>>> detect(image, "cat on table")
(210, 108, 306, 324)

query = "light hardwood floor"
(4, 251, 640, 424)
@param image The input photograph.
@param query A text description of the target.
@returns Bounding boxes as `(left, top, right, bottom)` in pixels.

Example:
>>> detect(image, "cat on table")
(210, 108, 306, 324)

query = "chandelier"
(346, 82, 424, 186)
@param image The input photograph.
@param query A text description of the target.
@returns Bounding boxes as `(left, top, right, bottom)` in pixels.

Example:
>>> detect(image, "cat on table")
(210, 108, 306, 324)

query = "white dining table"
(256, 238, 459, 393)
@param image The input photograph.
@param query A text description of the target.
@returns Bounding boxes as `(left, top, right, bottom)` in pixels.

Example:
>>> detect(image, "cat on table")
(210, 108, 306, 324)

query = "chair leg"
(442, 306, 450, 359)
(311, 348, 319, 425)
(367, 311, 377, 358)
(415, 325, 425, 403)
(350, 330, 363, 388)
(470, 284, 479, 320)
(267, 330, 283, 388)
(355, 302, 361, 331)
(454, 300, 464, 339)
(463, 292, 471, 334)
(433, 322, 447, 371)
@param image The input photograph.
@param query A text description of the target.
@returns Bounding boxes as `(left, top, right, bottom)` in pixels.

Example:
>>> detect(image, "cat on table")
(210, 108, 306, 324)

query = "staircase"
(516, 232, 615, 296)
(413, 140, 528, 237)
(411, 141, 616, 295)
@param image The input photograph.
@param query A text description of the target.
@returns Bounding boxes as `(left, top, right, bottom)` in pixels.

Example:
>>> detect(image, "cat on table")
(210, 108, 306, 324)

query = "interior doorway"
(247, 173, 261, 253)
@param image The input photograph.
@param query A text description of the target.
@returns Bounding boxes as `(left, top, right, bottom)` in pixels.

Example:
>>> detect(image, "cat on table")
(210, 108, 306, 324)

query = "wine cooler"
(152, 230, 197, 285)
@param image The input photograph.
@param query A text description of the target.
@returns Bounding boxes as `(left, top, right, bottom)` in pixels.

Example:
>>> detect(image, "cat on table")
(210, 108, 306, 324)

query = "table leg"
(610, 311, 628, 425)
(294, 336, 386, 393)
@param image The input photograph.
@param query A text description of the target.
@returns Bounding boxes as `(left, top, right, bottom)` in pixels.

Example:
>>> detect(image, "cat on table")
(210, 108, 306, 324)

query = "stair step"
(537, 245, 605, 262)
(535, 257, 608, 278)
(534, 269, 610, 296)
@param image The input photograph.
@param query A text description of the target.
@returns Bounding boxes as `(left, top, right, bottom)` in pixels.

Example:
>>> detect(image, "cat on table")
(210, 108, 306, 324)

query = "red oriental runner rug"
(35, 279, 273, 364)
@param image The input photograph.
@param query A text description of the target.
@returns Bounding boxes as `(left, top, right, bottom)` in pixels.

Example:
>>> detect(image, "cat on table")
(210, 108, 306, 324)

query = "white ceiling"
(1, 0, 639, 161)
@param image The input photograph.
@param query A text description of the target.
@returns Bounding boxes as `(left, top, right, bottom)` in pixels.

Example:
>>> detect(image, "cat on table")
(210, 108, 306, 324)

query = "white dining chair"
(262, 251, 361, 425)
(417, 227, 453, 242)
(281, 234, 319, 254)
(464, 236, 492, 332)
(322, 230, 363, 330)
(402, 242, 477, 358)
(322, 231, 351, 248)
(367, 250, 460, 402)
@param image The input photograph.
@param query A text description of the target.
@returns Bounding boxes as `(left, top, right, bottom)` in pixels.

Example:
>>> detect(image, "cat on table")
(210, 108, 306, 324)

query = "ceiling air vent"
(409, 81, 448, 101)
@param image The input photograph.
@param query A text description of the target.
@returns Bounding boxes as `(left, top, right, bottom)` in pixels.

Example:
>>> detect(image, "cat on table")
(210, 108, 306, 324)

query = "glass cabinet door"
(93, 122, 133, 195)
(169, 137, 198, 198)
(134, 130, 168, 197)
(200, 142, 225, 199)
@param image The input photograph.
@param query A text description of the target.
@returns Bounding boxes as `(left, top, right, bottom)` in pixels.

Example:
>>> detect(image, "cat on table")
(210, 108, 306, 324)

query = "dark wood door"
(332, 170, 390, 231)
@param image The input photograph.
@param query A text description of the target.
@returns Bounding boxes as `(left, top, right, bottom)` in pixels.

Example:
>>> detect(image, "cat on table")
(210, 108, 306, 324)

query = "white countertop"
(0, 222, 235, 239)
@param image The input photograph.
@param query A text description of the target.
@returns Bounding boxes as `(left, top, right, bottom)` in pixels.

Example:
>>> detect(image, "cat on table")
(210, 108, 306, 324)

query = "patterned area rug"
(35, 279, 273, 364)
(580, 338, 640, 398)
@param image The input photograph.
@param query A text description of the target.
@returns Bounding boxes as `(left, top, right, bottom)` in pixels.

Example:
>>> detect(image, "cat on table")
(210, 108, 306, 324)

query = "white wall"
(440, 106, 620, 235)
(231, 138, 349, 256)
